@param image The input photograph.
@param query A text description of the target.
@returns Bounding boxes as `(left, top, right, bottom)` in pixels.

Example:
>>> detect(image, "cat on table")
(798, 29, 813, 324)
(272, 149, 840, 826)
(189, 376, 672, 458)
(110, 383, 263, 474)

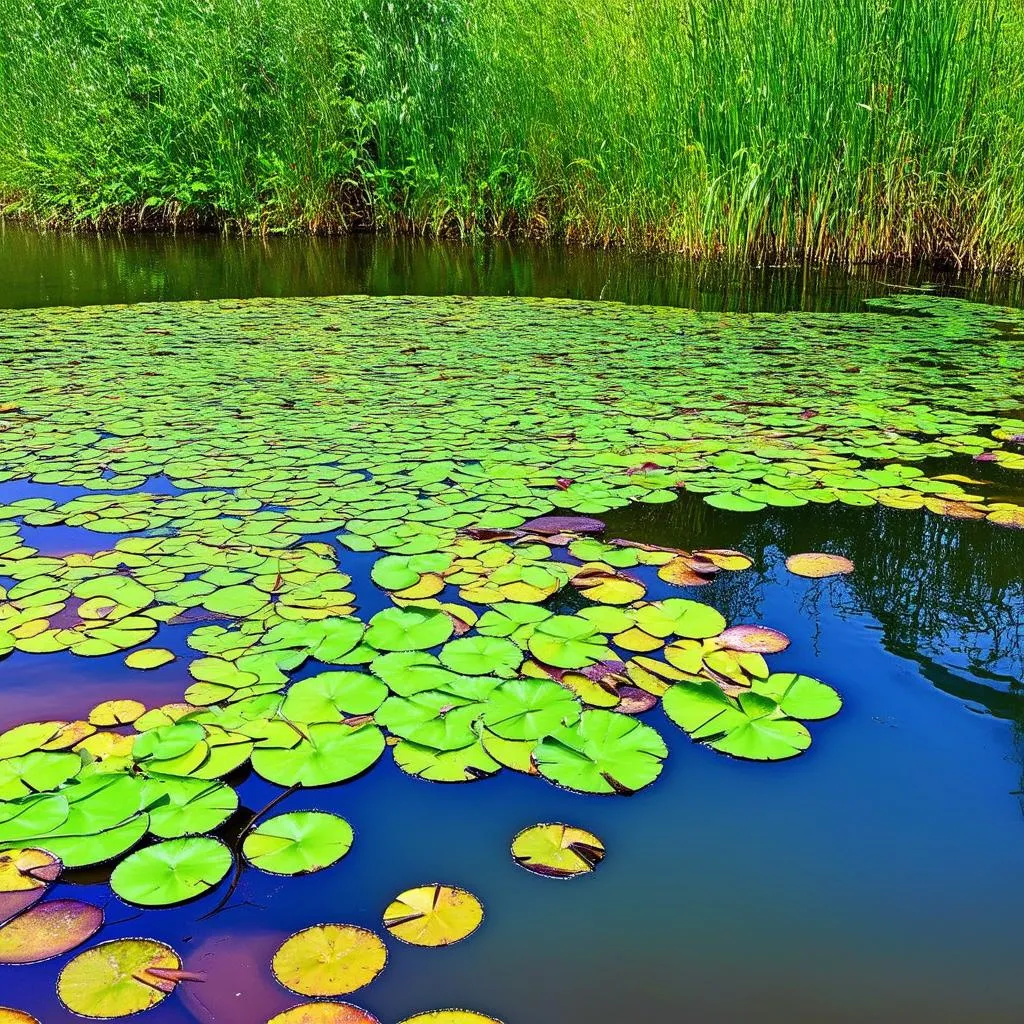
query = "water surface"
(0, 233, 1022, 1024)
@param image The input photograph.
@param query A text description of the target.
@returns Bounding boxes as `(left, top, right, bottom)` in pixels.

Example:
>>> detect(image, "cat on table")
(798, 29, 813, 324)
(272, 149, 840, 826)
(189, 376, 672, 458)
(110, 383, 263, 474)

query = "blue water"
(3, 495, 1024, 1023)
(2, 241, 1023, 1022)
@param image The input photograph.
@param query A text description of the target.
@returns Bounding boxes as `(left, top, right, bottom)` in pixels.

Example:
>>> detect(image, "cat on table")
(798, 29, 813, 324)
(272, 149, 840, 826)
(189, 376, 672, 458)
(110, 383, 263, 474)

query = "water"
(1, 230, 1023, 1023)
(2, 225, 1024, 313)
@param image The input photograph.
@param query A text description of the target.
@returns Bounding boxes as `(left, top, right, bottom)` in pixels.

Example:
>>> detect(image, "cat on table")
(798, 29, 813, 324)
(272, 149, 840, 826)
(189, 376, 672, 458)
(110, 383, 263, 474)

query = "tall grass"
(1, 0, 1023, 266)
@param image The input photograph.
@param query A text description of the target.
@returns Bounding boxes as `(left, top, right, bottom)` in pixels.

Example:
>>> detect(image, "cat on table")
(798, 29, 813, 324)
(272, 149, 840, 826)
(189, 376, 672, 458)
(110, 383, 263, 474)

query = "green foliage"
(0, 0, 1022, 265)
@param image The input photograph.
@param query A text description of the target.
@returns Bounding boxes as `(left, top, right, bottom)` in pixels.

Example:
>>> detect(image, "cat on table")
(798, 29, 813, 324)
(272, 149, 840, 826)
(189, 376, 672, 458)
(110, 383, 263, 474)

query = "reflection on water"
(603, 485, 1024, 720)
(3, 225, 1024, 312)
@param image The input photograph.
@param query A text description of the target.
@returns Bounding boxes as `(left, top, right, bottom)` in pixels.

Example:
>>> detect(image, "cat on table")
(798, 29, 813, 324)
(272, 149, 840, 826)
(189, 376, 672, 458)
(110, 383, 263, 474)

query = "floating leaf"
(0, 898, 103, 964)
(252, 722, 385, 787)
(784, 552, 855, 578)
(364, 608, 454, 652)
(125, 648, 175, 670)
(0, 848, 61, 924)
(438, 636, 523, 677)
(398, 1013, 504, 1024)
(281, 672, 388, 721)
(392, 740, 501, 783)
(527, 616, 611, 669)
(383, 883, 483, 947)
(752, 673, 843, 719)
(272, 925, 387, 996)
(663, 681, 812, 760)
(533, 710, 667, 795)
(243, 811, 354, 876)
(111, 837, 232, 906)
(57, 938, 184, 1018)
(480, 678, 581, 740)
(267, 1004, 381, 1024)
(510, 823, 605, 878)
(521, 516, 604, 534)
(0, 1010, 40, 1024)
(144, 776, 239, 839)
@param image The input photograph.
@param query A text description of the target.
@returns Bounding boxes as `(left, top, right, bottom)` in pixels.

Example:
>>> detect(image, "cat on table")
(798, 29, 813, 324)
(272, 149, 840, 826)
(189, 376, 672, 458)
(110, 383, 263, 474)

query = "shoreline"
(2, 209, 1021, 275)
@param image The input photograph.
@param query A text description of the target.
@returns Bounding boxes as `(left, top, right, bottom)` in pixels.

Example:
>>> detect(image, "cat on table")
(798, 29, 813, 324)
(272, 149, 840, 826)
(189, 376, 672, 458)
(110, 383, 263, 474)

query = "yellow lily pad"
(57, 938, 183, 1018)
(383, 883, 483, 947)
(88, 699, 146, 726)
(267, 1003, 381, 1023)
(398, 1013, 503, 1024)
(511, 823, 605, 878)
(784, 552, 855, 578)
(272, 925, 387, 997)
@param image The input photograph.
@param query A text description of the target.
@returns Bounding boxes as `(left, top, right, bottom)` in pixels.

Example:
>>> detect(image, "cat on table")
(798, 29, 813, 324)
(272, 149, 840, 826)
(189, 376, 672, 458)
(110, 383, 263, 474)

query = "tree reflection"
(602, 487, 1024, 723)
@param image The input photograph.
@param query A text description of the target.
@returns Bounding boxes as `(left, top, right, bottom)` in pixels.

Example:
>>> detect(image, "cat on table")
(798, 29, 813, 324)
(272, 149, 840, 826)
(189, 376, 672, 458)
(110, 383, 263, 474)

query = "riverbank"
(2, 0, 1023, 268)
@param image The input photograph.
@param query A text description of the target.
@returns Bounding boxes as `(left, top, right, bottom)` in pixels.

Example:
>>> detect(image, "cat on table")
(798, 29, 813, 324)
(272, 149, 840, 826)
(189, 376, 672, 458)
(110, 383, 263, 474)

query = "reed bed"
(1, 0, 1022, 266)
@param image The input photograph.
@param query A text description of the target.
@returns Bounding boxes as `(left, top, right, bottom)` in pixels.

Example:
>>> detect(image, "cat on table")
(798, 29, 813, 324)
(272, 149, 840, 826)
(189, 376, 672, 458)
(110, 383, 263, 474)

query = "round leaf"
(383, 883, 483, 947)
(272, 925, 387, 996)
(111, 837, 232, 906)
(243, 811, 354, 876)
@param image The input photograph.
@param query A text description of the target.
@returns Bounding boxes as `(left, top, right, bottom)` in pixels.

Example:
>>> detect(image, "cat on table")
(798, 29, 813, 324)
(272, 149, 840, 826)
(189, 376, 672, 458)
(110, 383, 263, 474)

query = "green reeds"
(0, 0, 1022, 266)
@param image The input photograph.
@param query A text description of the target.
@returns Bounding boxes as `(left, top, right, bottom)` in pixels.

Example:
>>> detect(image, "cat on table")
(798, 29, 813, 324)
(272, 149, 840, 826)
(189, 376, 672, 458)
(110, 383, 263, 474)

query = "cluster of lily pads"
(0, 511, 840, 1017)
(1, 820, 599, 1022)
(0, 290, 1021, 1019)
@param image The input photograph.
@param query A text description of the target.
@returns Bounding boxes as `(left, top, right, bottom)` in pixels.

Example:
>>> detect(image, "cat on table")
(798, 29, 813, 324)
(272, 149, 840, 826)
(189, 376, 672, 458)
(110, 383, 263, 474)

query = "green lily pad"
(242, 811, 354, 875)
(281, 672, 388, 721)
(252, 722, 385, 787)
(364, 607, 454, 652)
(110, 836, 233, 906)
(532, 710, 667, 794)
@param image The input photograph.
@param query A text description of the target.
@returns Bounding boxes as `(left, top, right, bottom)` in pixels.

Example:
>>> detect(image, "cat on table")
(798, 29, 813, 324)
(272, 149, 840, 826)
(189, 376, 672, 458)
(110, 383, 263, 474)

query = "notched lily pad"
(0, 898, 103, 964)
(398, 1012, 504, 1024)
(382, 884, 483, 947)
(243, 811, 354, 876)
(267, 1004, 382, 1024)
(57, 938, 189, 1018)
(111, 837, 232, 906)
(510, 823, 605, 878)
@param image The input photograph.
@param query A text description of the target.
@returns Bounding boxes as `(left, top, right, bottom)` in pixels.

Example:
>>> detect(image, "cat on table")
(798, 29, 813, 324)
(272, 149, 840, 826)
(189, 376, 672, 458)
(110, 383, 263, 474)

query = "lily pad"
(383, 883, 484, 947)
(364, 607, 454, 652)
(267, 1004, 382, 1024)
(252, 722, 385, 787)
(243, 811, 354, 876)
(0, 898, 103, 964)
(785, 552, 855, 578)
(392, 740, 501, 783)
(111, 837, 232, 906)
(510, 823, 605, 878)
(0, 848, 61, 924)
(89, 700, 147, 726)
(532, 709, 667, 794)
(438, 637, 523, 677)
(480, 678, 581, 740)
(663, 681, 812, 760)
(398, 1013, 503, 1024)
(752, 673, 843, 719)
(272, 925, 387, 996)
(57, 938, 184, 1018)
(125, 648, 175, 670)
(715, 624, 790, 654)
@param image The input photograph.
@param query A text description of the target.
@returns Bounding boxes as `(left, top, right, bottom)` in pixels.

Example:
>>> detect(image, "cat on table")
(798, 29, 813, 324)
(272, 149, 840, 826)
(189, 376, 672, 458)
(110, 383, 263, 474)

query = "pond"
(1, 230, 1023, 1024)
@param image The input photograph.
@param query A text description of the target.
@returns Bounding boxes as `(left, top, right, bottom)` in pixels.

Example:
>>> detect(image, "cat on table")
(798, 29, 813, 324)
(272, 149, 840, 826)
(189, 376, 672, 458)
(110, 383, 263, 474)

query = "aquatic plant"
(0, 291, 1021, 1017)
(1, 0, 1024, 266)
